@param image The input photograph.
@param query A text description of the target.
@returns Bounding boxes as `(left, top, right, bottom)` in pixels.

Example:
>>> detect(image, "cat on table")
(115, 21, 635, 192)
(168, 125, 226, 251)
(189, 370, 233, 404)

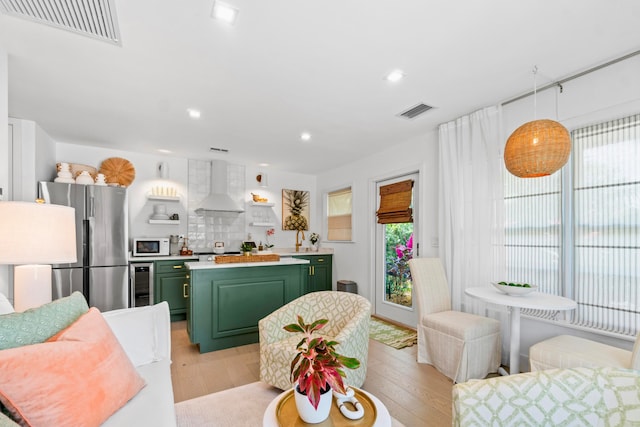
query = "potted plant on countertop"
(284, 315, 360, 423)
(309, 232, 320, 251)
(265, 228, 275, 251)
(240, 242, 253, 256)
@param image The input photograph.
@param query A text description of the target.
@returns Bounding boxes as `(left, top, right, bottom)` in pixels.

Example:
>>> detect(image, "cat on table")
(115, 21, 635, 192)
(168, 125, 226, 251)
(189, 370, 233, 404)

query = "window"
(505, 113, 640, 336)
(326, 187, 352, 241)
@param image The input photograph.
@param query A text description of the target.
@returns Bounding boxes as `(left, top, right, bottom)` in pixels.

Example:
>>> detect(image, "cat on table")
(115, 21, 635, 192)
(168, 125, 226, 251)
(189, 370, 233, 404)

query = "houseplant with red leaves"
(284, 315, 360, 420)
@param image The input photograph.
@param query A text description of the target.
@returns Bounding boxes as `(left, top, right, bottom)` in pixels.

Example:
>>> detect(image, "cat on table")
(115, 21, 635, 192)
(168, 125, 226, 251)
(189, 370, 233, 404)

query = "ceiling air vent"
(0, 0, 121, 45)
(398, 103, 434, 119)
(209, 147, 229, 154)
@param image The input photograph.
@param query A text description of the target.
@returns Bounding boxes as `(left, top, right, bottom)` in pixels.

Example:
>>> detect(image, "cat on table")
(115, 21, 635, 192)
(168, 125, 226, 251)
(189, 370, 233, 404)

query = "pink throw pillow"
(0, 308, 146, 427)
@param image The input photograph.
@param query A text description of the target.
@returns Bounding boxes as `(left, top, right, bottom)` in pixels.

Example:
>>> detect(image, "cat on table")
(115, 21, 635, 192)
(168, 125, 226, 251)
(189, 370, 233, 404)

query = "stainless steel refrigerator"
(38, 182, 129, 311)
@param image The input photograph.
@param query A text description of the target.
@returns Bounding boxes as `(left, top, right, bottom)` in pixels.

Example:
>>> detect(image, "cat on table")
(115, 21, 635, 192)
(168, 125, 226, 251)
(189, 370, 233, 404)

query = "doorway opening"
(374, 172, 418, 326)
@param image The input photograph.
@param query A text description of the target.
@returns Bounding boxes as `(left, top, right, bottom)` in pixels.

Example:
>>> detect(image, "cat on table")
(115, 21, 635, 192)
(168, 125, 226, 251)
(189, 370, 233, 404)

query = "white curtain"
(438, 106, 505, 313)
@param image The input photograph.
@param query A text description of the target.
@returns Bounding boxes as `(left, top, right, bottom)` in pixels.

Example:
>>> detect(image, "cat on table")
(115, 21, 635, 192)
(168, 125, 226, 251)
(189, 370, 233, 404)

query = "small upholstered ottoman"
(529, 334, 636, 372)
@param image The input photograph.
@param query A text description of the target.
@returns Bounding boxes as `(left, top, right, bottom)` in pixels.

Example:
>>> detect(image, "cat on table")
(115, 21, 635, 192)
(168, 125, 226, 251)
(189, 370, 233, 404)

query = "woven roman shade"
(376, 180, 414, 224)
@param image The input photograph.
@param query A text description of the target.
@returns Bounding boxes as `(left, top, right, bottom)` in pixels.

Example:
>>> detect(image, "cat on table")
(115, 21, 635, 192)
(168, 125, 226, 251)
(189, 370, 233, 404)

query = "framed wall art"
(282, 189, 309, 230)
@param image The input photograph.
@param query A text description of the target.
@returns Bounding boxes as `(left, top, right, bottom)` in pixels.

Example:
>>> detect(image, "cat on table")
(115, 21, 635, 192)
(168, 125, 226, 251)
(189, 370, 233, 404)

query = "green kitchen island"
(184, 257, 310, 353)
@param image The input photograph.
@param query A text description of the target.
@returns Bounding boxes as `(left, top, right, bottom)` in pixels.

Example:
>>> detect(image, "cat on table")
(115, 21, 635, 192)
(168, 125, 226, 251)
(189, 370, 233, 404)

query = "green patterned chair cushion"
(259, 291, 371, 390)
(0, 292, 89, 350)
(452, 366, 640, 426)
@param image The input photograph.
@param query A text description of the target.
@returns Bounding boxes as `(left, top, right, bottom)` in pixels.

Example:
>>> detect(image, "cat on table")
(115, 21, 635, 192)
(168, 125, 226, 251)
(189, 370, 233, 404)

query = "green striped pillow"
(0, 292, 89, 350)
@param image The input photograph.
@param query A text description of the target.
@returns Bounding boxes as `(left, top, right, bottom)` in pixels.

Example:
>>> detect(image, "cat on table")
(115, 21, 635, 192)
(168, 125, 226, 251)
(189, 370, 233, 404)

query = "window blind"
(327, 187, 352, 241)
(504, 113, 640, 335)
(571, 114, 640, 335)
(504, 170, 563, 317)
(376, 180, 413, 224)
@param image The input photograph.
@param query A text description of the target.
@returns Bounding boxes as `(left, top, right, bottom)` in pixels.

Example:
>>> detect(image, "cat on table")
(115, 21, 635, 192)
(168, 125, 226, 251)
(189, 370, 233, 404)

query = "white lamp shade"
(0, 201, 77, 265)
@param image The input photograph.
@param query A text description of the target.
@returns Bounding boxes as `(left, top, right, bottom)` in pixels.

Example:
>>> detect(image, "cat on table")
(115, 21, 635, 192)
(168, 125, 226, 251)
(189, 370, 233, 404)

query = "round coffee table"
(263, 387, 392, 426)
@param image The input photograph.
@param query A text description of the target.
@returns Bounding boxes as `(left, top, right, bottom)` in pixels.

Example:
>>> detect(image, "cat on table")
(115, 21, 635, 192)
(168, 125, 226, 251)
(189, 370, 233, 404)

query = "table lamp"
(0, 201, 77, 312)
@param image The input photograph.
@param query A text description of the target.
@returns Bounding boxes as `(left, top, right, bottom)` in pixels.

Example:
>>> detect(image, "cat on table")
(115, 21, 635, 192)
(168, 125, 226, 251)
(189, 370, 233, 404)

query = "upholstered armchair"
(453, 367, 640, 426)
(408, 257, 501, 383)
(258, 291, 371, 391)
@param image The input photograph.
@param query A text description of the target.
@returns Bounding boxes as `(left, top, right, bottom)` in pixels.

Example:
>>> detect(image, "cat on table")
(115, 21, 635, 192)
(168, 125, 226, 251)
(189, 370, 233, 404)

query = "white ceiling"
(1, 1, 639, 174)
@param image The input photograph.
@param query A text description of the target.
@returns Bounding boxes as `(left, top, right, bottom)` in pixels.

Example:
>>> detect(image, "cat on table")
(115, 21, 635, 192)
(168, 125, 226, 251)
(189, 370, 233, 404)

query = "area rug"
(175, 381, 405, 426)
(175, 382, 280, 427)
(369, 316, 417, 349)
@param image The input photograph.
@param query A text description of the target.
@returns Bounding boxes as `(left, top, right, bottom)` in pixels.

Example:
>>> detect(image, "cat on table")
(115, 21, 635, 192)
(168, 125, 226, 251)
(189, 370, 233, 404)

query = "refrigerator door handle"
(89, 196, 95, 218)
(83, 219, 90, 267)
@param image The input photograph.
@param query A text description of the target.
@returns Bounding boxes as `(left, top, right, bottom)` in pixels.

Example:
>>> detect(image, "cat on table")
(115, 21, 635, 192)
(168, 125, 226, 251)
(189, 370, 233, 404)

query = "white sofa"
(101, 301, 177, 426)
(0, 294, 176, 427)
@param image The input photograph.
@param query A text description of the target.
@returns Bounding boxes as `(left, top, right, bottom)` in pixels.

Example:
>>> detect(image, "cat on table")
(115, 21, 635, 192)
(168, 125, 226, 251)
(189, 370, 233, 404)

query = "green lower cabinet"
(293, 254, 333, 292)
(187, 263, 308, 353)
(154, 259, 195, 322)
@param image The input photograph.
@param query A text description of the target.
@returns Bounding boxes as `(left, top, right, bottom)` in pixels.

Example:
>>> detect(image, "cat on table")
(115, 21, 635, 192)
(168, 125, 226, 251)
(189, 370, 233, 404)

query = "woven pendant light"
(504, 66, 571, 178)
(504, 119, 571, 177)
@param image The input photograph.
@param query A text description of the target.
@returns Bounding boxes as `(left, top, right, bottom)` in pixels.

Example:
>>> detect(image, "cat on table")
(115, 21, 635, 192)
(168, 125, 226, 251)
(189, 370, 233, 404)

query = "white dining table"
(465, 286, 577, 375)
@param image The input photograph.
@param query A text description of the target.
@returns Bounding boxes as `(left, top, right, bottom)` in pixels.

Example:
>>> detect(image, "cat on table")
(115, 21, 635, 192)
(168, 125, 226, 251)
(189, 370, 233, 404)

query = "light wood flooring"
(170, 321, 453, 427)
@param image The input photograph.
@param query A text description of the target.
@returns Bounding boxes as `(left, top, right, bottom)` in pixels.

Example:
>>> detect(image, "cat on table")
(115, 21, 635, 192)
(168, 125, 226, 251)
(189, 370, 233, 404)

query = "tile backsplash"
(188, 159, 246, 253)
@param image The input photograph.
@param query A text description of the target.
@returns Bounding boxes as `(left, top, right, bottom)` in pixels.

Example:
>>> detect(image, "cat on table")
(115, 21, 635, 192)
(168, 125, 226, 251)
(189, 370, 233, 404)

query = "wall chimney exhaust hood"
(195, 160, 244, 213)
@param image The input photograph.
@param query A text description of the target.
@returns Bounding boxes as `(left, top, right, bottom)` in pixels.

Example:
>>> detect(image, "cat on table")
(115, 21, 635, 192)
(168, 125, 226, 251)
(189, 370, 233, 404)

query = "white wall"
(316, 130, 439, 302)
(55, 143, 320, 253)
(502, 55, 640, 370)
(9, 118, 56, 202)
(244, 165, 318, 250)
(56, 143, 190, 248)
(0, 49, 9, 298)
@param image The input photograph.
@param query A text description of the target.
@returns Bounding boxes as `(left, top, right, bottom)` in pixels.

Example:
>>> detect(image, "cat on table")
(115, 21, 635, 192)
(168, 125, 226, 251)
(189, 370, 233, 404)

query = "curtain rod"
(501, 49, 640, 106)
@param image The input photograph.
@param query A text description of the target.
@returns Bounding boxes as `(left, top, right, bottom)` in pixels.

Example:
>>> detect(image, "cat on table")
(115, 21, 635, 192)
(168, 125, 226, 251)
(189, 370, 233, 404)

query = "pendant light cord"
(532, 66, 538, 121)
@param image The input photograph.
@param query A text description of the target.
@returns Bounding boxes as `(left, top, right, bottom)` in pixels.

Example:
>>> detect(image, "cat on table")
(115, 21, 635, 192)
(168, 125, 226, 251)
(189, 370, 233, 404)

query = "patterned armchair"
(453, 367, 640, 426)
(258, 291, 371, 390)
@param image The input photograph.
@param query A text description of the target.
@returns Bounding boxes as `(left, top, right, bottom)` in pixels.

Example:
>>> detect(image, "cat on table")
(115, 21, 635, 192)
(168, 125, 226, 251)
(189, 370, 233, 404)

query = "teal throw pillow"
(0, 292, 89, 350)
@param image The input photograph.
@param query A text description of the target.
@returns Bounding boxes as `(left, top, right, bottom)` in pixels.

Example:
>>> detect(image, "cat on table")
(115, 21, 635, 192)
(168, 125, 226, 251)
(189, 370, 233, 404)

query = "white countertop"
(128, 248, 332, 262)
(129, 255, 198, 262)
(271, 247, 334, 256)
(186, 257, 310, 270)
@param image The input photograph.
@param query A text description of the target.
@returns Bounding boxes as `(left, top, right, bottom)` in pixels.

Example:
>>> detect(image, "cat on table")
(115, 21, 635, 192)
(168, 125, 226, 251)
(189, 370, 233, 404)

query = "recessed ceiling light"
(300, 132, 311, 142)
(158, 149, 172, 154)
(259, 163, 270, 167)
(187, 108, 201, 119)
(385, 69, 405, 83)
(212, 1, 239, 25)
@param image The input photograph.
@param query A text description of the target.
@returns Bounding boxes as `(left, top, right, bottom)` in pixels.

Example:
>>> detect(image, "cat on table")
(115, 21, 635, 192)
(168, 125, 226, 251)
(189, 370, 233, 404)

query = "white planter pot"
(294, 385, 332, 423)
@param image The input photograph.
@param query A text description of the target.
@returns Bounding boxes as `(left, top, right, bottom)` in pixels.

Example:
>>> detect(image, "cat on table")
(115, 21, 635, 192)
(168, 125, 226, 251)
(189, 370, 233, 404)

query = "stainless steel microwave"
(132, 237, 170, 257)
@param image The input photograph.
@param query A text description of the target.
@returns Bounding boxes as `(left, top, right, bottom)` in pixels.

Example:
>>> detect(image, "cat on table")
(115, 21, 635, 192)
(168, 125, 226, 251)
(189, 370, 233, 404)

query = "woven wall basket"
(504, 119, 571, 178)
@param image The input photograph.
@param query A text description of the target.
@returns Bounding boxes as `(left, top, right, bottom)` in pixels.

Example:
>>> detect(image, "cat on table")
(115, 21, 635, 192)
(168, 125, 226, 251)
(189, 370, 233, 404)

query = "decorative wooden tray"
(275, 387, 377, 427)
(215, 254, 280, 264)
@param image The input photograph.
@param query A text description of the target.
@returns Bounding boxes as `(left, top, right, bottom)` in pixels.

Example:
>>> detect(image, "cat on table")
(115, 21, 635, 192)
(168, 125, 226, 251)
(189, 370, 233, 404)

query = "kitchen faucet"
(295, 229, 305, 252)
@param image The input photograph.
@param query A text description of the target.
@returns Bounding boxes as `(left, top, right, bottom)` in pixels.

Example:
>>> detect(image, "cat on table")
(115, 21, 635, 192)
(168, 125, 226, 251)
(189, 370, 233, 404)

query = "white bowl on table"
(492, 282, 538, 296)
